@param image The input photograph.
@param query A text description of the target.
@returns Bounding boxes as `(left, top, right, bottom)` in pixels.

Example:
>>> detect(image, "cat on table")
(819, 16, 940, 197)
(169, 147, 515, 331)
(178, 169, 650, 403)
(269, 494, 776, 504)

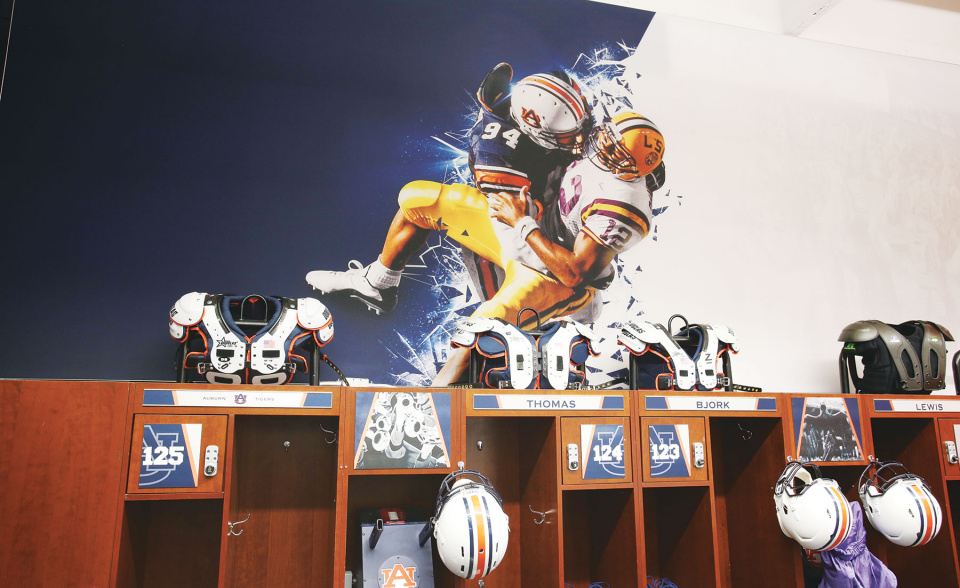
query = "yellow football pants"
(398, 180, 594, 328)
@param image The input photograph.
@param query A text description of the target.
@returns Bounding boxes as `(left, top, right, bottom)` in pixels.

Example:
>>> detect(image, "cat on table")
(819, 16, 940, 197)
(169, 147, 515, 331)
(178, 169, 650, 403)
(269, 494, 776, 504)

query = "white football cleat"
(306, 260, 398, 315)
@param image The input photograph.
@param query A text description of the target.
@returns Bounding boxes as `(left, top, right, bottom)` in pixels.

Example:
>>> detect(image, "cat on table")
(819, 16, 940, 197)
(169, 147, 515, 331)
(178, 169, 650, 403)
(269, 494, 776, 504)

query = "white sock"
(366, 257, 402, 288)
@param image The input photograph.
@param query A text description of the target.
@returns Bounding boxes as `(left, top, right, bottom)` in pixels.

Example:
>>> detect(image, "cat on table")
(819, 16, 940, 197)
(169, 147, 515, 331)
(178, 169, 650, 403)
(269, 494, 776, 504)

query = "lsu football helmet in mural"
(858, 461, 942, 547)
(774, 461, 853, 551)
(509, 71, 593, 153)
(589, 110, 665, 181)
(431, 469, 510, 580)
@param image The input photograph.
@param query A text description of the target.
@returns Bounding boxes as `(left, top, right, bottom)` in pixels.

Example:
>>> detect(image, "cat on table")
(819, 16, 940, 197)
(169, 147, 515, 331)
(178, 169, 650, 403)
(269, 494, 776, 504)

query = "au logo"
(381, 563, 418, 588)
(520, 107, 541, 128)
(235, 393, 247, 404)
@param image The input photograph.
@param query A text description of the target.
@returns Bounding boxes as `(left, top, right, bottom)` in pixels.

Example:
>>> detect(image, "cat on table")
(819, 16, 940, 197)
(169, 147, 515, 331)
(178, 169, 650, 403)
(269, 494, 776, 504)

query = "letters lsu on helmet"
(432, 469, 510, 580)
(858, 460, 942, 547)
(509, 71, 593, 153)
(774, 461, 853, 551)
(590, 110, 665, 180)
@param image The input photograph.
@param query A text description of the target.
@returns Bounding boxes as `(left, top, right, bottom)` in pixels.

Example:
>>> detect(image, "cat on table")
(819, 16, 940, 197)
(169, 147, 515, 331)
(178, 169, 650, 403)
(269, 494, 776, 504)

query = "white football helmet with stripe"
(432, 469, 510, 579)
(509, 71, 592, 153)
(774, 461, 853, 551)
(859, 461, 942, 547)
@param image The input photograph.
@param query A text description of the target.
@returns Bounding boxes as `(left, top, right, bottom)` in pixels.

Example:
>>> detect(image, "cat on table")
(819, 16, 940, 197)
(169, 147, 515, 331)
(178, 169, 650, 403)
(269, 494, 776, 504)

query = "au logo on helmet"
(381, 562, 418, 588)
(520, 107, 541, 129)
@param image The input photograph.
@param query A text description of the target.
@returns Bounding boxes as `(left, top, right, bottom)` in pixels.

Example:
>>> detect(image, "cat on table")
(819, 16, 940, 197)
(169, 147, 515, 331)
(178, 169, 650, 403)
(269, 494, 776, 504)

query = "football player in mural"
(306, 64, 665, 384)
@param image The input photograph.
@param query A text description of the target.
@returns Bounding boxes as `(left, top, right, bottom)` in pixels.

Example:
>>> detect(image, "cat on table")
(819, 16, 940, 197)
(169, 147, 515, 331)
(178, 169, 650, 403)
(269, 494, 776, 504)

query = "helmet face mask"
(432, 469, 510, 580)
(509, 72, 592, 153)
(774, 461, 853, 551)
(858, 461, 942, 547)
(589, 111, 665, 180)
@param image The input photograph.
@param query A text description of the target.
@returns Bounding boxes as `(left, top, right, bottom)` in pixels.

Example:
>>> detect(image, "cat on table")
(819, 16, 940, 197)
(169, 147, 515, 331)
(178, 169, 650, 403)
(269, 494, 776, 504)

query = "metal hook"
(529, 505, 546, 525)
(283, 441, 291, 452)
(737, 422, 753, 441)
(319, 423, 337, 444)
(228, 513, 251, 536)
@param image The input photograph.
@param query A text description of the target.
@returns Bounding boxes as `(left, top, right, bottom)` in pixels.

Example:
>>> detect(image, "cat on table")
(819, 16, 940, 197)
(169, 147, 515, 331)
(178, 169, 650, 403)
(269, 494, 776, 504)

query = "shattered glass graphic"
(382, 42, 684, 388)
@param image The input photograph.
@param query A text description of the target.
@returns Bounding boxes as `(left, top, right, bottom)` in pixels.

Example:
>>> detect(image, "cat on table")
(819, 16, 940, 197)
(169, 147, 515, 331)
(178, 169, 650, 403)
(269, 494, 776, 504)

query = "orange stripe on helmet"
(470, 495, 488, 578)
(823, 486, 849, 551)
(524, 75, 585, 119)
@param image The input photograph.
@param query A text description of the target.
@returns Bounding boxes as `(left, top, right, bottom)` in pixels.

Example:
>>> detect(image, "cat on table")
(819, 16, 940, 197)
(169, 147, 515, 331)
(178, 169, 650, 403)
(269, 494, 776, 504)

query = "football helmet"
(859, 460, 942, 547)
(774, 461, 853, 551)
(431, 469, 510, 580)
(590, 111, 665, 180)
(509, 71, 592, 152)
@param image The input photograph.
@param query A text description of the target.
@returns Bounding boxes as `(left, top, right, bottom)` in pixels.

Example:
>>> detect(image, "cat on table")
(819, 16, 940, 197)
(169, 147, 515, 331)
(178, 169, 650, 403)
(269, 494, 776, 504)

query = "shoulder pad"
(927, 322, 954, 342)
(297, 297, 334, 344)
(297, 297, 333, 330)
(170, 292, 206, 327)
(451, 317, 499, 347)
(618, 321, 663, 353)
(477, 62, 513, 113)
(837, 320, 880, 343)
(457, 317, 503, 334)
(708, 323, 740, 352)
(566, 319, 598, 342)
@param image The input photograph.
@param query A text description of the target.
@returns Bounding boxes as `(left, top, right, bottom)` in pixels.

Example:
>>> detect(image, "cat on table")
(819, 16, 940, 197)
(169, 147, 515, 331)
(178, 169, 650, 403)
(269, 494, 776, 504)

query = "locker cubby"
(709, 417, 796, 587)
(115, 499, 222, 588)
(867, 417, 958, 587)
(224, 415, 339, 588)
(642, 485, 716, 587)
(561, 488, 637, 588)
(465, 416, 561, 588)
(344, 473, 453, 588)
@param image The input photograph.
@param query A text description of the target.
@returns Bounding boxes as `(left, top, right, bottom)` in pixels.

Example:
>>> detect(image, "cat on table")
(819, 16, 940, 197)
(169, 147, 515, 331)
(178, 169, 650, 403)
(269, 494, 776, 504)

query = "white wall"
(602, 13, 960, 393)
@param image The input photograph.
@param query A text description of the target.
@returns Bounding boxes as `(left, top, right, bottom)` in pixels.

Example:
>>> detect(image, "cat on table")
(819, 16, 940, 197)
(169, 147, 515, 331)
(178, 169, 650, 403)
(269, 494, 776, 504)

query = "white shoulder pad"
(297, 297, 333, 330)
(457, 317, 501, 334)
(618, 321, 662, 353)
(170, 292, 206, 327)
(551, 318, 598, 342)
(711, 323, 740, 352)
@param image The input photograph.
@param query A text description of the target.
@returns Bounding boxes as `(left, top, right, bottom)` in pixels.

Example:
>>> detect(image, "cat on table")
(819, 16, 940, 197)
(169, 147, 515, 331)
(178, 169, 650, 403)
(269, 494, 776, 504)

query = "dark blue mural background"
(0, 0, 653, 382)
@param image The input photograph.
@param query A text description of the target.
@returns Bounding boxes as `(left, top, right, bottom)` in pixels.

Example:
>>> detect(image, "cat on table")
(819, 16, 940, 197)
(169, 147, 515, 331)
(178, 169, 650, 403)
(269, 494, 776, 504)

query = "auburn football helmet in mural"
(509, 72, 593, 153)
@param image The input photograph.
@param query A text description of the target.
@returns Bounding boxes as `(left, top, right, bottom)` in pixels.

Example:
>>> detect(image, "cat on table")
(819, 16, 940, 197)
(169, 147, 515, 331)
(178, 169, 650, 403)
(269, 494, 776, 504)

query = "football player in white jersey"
(432, 110, 665, 384)
(488, 111, 663, 290)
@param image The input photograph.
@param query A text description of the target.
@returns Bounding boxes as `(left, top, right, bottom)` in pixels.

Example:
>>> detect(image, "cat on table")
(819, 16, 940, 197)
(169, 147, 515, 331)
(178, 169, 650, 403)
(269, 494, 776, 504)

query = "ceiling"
(590, 0, 960, 66)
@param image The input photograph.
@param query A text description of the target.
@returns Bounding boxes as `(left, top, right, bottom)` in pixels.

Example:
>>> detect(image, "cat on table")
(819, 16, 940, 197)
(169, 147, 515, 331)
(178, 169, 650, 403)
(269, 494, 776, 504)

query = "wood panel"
(562, 488, 637, 587)
(0, 380, 129, 588)
(643, 486, 716, 587)
(224, 415, 339, 588)
(869, 418, 960, 588)
(710, 417, 799, 588)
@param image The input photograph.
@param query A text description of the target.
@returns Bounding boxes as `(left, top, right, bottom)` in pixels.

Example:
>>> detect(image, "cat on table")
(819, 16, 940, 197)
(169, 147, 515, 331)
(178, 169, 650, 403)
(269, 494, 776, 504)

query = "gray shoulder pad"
(170, 292, 206, 327)
(298, 297, 334, 344)
(837, 320, 880, 343)
(930, 322, 954, 342)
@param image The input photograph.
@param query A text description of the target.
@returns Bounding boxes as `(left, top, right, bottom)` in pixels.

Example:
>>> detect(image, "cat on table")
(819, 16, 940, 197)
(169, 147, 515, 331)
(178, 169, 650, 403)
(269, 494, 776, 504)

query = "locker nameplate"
(645, 396, 776, 411)
(873, 399, 960, 413)
(144, 389, 333, 408)
(473, 394, 625, 411)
